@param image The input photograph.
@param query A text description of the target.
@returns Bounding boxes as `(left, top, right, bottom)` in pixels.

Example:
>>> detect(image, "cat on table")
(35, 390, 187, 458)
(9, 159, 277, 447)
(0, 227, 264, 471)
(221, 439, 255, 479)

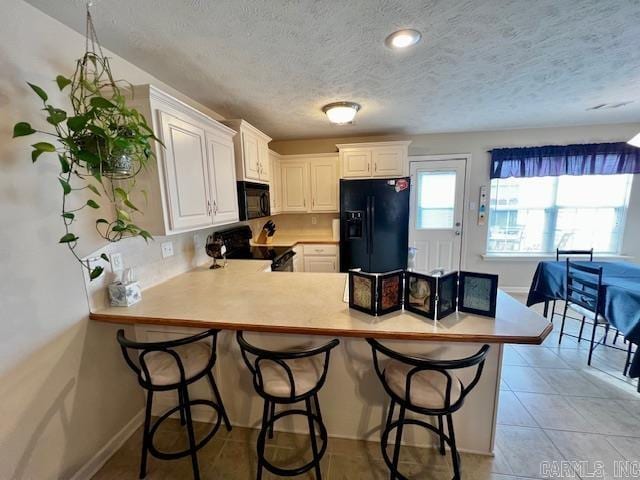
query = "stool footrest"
(148, 399, 222, 461)
(381, 418, 460, 480)
(258, 408, 328, 477)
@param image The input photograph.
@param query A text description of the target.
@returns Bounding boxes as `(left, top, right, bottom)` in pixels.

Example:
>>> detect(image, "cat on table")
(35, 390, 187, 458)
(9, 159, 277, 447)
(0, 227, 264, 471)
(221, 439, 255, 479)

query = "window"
(487, 174, 633, 254)
(416, 171, 456, 229)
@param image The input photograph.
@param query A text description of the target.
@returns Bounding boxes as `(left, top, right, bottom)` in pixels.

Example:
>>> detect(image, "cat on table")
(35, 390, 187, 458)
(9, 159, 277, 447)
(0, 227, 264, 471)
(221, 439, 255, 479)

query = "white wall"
(272, 123, 640, 289)
(0, 2, 225, 478)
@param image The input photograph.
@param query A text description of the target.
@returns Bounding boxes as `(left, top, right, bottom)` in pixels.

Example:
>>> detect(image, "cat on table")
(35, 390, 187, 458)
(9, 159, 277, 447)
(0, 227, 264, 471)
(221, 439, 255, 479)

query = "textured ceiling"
(25, 0, 640, 140)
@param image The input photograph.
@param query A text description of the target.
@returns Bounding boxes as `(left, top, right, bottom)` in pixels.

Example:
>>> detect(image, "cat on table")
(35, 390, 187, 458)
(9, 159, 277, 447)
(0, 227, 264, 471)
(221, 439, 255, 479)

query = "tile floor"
(93, 299, 640, 479)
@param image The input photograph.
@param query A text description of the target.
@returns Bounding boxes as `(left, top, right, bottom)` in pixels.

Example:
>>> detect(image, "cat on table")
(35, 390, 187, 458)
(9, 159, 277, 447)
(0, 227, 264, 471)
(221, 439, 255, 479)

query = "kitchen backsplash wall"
(249, 213, 337, 239)
(84, 213, 338, 310)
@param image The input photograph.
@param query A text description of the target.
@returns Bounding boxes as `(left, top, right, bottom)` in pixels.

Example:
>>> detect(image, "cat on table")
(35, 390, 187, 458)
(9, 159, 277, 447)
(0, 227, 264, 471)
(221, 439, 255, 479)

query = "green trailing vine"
(12, 7, 162, 280)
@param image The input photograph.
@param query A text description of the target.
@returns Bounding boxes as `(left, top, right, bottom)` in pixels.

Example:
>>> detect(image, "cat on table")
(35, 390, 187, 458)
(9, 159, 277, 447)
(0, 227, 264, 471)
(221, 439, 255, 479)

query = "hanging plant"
(12, 6, 162, 280)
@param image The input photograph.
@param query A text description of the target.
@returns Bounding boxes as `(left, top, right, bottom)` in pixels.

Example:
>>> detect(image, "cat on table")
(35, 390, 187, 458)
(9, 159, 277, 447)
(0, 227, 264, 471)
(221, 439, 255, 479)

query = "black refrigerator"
(340, 177, 410, 273)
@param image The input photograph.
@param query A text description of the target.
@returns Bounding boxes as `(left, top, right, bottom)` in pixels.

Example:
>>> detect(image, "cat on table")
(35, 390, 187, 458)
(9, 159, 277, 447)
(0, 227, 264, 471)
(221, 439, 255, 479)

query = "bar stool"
(236, 331, 339, 480)
(117, 329, 231, 480)
(367, 339, 490, 480)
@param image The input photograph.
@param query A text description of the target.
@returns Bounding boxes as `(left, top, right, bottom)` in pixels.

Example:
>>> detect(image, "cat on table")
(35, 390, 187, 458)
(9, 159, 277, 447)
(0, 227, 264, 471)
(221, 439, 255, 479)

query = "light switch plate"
(311, 216, 317, 225)
(110, 252, 124, 272)
(161, 241, 174, 258)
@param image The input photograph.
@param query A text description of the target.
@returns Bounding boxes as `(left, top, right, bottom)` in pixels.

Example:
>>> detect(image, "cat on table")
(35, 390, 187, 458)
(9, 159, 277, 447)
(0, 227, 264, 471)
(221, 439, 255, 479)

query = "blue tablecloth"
(527, 261, 640, 378)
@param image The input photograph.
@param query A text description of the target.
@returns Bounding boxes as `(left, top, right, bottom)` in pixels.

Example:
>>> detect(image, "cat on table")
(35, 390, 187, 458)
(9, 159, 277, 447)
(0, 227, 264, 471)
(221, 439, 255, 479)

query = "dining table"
(527, 260, 640, 378)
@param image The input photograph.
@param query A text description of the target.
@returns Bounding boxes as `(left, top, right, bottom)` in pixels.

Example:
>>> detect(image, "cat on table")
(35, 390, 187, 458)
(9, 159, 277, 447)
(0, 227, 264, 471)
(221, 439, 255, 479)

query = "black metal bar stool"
(117, 328, 232, 480)
(236, 331, 339, 480)
(367, 339, 490, 480)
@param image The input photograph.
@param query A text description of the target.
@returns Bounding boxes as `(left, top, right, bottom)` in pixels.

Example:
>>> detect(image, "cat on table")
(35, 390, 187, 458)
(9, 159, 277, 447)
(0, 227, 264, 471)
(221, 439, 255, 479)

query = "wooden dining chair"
(550, 248, 594, 324)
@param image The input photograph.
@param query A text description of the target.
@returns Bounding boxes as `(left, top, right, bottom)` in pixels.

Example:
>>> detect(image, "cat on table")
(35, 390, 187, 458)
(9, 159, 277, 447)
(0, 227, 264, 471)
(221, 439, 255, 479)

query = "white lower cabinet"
(304, 256, 337, 272)
(126, 84, 239, 235)
(301, 244, 338, 272)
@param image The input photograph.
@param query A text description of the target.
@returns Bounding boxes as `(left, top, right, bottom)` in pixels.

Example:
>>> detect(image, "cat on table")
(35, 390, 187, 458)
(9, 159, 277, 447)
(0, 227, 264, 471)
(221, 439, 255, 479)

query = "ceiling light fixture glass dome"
(385, 29, 422, 49)
(322, 102, 361, 125)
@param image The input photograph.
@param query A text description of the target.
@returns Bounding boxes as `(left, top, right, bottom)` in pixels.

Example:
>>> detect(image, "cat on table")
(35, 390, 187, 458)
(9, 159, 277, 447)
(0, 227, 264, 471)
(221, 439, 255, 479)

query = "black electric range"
(211, 226, 295, 271)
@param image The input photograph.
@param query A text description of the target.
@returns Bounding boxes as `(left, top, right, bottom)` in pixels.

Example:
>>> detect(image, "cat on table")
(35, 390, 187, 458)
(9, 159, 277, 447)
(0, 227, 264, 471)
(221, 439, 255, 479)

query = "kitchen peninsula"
(90, 260, 551, 454)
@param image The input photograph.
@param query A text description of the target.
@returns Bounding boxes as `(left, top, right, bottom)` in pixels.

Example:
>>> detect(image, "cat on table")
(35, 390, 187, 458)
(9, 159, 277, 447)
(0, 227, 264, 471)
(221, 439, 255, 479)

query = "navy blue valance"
(490, 142, 640, 179)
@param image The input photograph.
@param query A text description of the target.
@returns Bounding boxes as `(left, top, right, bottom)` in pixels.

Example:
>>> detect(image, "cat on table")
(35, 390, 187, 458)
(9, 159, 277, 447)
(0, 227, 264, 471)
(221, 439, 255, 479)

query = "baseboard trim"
(501, 286, 530, 295)
(70, 409, 144, 480)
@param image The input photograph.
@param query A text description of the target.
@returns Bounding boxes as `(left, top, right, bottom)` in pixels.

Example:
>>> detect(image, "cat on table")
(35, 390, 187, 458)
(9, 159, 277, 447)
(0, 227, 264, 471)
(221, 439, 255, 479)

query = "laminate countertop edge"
(88, 311, 552, 344)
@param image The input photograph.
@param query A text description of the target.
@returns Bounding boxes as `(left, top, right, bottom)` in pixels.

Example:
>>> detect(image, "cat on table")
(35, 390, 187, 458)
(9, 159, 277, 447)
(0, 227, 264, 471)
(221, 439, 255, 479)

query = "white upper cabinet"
(342, 150, 372, 178)
(206, 131, 239, 225)
(337, 141, 411, 179)
(159, 112, 212, 231)
(223, 119, 272, 183)
(269, 150, 282, 214)
(281, 161, 309, 212)
(277, 154, 339, 213)
(122, 85, 239, 235)
(309, 158, 339, 212)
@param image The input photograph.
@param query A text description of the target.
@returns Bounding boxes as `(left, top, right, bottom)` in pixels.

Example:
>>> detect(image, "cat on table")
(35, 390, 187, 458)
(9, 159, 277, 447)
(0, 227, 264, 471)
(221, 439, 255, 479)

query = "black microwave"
(237, 181, 270, 220)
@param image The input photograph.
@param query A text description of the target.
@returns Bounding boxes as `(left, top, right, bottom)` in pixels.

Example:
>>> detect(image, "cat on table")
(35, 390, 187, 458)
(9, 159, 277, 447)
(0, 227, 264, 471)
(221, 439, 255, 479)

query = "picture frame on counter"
(405, 271, 436, 318)
(458, 271, 499, 318)
(405, 271, 458, 320)
(348, 269, 403, 316)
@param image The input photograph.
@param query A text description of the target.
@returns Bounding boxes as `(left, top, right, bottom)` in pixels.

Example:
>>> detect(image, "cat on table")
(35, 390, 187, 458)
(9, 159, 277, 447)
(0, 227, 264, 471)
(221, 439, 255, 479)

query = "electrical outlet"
(311, 216, 317, 225)
(161, 241, 174, 258)
(110, 252, 124, 272)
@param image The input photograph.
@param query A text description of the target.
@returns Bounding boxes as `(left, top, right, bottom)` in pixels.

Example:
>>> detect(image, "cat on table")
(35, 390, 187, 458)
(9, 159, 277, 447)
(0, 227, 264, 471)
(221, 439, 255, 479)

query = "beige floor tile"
(512, 346, 570, 368)
(501, 366, 558, 394)
(545, 429, 626, 480)
(606, 435, 640, 461)
(328, 454, 388, 480)
(497, 391, 537, 427)
(502, 346, 529, 366)
(495, 425, 571, 479)
(326, 436, 383, 460)
(459, 447, 513, 479)
(515, 392, 593, 432)
(270, 445, 330, 479)
(203, 440, 277, 479)
(570, 397, 640, 436)
(534, 366, 610, 398)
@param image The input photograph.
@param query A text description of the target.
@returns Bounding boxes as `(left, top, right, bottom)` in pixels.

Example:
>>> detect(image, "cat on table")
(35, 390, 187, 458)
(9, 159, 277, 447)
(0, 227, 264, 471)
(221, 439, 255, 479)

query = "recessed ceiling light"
(322, 102, 361, 125)
(385, 29, 422, 49)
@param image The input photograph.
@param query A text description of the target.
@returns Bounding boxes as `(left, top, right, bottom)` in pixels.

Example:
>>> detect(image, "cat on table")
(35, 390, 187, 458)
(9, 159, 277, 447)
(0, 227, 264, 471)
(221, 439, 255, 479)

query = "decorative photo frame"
(348, 271, 376, 315)
(404, 271, 437, 319)
(436, 271, 458, 319)
(458, 271, 498, 317)
(376, 270, 404, 315)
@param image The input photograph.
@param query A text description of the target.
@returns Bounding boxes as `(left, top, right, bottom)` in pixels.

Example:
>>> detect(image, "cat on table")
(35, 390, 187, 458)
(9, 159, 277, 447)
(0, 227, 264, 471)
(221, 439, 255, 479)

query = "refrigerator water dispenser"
(345, 211, 363, 239)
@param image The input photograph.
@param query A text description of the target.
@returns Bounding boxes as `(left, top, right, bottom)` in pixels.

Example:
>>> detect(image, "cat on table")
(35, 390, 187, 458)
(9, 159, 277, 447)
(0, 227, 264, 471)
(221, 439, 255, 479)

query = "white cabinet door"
(342, 150, 372, 178)
(269, 151, 281, 214)
(281, 161, 309, 212)
(158, 111, 213, 231)
(310, 159, 338, 212)
(258, 138, 270, 182)
(373, 147, 405, 177)
(304, 255, 338, 272)
(242, 131, 261, 180)
(206, 132, 239, 225)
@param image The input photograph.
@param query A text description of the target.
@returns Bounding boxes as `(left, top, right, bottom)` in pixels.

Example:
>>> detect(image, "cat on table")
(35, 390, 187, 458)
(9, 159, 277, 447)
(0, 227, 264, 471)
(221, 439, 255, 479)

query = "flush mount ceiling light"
(322, 102, 361, 125)
(385, 29, 422, 49)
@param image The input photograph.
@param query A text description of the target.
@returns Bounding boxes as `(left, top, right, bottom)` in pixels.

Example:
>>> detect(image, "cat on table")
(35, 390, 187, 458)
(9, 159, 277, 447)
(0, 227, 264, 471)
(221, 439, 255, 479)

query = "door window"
(416, 171, 457, 229)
